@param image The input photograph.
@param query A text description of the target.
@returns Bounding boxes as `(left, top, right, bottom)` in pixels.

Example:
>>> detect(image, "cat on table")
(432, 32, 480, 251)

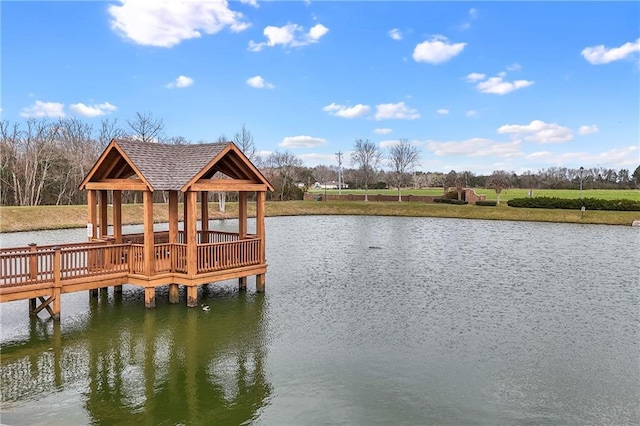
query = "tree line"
(1, 114, 638, 206)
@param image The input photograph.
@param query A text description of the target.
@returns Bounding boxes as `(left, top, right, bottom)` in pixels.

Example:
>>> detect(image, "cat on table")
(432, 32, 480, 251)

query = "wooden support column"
(99, 190, 108, 238)
(113, 190, 122, 243)
(87, 190, 97, 241)
(168, 191, 179, 302)
(145, 287, 156, 308)
(169, 191, 178, 243)
(186, 285, 198, 308)
(28, 243, 37, 281)
(238, 192, 248, 291)
(186, 190, 199, 307)
(183, 194, 188, 243)
(143, 191, 155, 276)
(169, 284, 179, 304)
(52, 246, 61, 320)
(239, 192, 247, 239)
(200, 191, 209, 243)
(113, 190, 123, 294)
(256, 191, 266, 293)
(186, 191, 198, 277)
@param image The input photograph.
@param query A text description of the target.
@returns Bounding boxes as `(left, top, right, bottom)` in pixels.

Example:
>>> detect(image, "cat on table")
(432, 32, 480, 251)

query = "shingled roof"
(80, 139, 272, 192)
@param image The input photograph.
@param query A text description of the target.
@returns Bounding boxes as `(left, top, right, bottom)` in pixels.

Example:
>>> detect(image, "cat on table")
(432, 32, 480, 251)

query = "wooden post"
(256, 191, 266, 293)
(186, 191, 197, 277)
(239, 192, 247, 239)
(99, 190, 108, 238)
(143, 191, 154, 276)
(145, 287, 156, 308)
(29, 298, 36, 314)
(183, 193, 188, 244)
(28, 243, 37, 281)
(52, 246, 61, 320)
(169, 284, 179, 304)
(87, 190, 97, 241)
(113, 190, 122, 243)
(186, 285, 198, 307)
(200, 191, 209, 243)
(256, 274, 265, 293)
(169, 191, 178, 243)
(239, 277, 247, 291)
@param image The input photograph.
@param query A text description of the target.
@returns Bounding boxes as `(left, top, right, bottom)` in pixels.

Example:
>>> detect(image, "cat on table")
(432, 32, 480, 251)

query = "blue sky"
(2, 0, 639, 174)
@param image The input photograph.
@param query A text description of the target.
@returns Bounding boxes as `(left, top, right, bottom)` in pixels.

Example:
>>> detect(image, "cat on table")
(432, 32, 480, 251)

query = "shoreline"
(2, 201, 639, 233)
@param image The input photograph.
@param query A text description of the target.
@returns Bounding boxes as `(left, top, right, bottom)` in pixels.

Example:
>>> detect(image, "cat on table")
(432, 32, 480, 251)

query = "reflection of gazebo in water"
(0, 292, 271, 424)
(78, 139, 274, 308)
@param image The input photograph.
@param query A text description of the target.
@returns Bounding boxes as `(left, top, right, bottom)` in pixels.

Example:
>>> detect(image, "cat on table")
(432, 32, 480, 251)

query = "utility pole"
(335, 151, 343, 195)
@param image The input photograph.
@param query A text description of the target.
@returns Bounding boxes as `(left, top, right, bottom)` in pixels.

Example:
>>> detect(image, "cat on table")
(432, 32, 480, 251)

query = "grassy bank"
(2, 200, 639, 233)
(308, 188, 640, 202)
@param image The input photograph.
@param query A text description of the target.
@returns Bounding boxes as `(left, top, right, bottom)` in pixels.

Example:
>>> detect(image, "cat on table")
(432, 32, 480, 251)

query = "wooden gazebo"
(78, 139, 274, 308)
(0, 139, 273, 319)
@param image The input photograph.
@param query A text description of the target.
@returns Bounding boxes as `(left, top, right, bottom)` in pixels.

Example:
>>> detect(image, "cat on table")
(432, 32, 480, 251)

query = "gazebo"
(78, 139, 274, 308)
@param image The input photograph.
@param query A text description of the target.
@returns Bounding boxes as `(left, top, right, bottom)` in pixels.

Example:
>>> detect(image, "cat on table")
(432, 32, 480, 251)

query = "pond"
(1, 216, 639, 425)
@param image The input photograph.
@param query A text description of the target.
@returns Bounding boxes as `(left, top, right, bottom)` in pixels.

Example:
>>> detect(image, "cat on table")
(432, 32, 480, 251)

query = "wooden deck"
(0, 230, 266, 317)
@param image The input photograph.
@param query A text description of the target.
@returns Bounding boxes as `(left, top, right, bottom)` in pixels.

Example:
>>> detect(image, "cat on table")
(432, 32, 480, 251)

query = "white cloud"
(323, 103, 370, 118)
(248, 23, 328, 52)
(374, 102, 420, 120)
(465, 72, 485, 82)
(388, 28, 402, 41)
(240, 0, 259, 8)
(465, 110, 478, 117)
(413, 35, 466, 64)
(374, 128, 393, 135)
(298, 152, 342, 167)
(379, 140, 401, 148)
(246, 75, 274, 89)
(436, 108, 449, 115)
(468, 8, 478, 19)
(526, 145, 638, 168)
(70, 102, 117, 117)
(581, 38, 640, 64)
(426, 138, 523, 158)
(475, 75, 534, 95)
(108, 0, 249, 48)
(166, 75, 194, 89)
(497, 120, 573, 143)
(506, 63, 521, 71)
(279, 135, 327, 148)
(578, 124, 599, 135)
(20, 100, 65, 118)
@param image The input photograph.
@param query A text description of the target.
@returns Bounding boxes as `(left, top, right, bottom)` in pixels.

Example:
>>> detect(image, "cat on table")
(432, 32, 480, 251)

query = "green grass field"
(308, 188, 640, 202)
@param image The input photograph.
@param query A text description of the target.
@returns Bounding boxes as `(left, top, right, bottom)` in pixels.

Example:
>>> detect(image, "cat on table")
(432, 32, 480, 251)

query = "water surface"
(1, 216, 639, 425)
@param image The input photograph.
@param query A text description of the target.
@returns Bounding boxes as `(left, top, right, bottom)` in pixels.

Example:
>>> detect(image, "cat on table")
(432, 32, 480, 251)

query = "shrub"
(475, 200, 497, 206)
(507, 197, 640, 211)
(434, 198, 468, 205)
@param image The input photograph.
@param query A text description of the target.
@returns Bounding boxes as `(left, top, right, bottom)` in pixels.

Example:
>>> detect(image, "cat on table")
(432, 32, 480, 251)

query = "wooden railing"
(60, 244, 130, 280)
(197, 238, 260, 273)
(153, 243, 187, 274)
(1, 234, 261, 289)
(0, 249, 55, 287)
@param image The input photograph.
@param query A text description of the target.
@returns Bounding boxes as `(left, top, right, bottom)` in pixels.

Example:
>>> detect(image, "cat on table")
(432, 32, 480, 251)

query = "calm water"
(1, 216, 639, 425)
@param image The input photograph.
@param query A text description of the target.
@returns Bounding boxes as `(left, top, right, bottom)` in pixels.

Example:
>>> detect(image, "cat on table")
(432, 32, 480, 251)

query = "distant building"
(313, 181, 349, 189)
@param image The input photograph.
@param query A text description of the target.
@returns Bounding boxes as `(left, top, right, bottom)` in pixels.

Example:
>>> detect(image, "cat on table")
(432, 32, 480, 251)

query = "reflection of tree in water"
(1, 289, 271, 424)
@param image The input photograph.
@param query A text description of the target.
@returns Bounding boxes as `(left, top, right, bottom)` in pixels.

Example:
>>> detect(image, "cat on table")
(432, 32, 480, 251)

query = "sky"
(2, 0, 639, 174)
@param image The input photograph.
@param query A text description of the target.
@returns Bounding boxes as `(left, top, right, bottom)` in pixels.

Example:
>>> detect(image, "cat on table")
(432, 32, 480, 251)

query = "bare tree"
(126, 112, 164, 143)
(265, 150, 303, 201)
(444, 170, 457, 194)
(350, 138, 381, 201)
(234, 123, 257, 163)
(388, 139, 420, 201)
(9, 118, 61, 206)
(487, 170, 511, 205)
(98, 117, 125, 148)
